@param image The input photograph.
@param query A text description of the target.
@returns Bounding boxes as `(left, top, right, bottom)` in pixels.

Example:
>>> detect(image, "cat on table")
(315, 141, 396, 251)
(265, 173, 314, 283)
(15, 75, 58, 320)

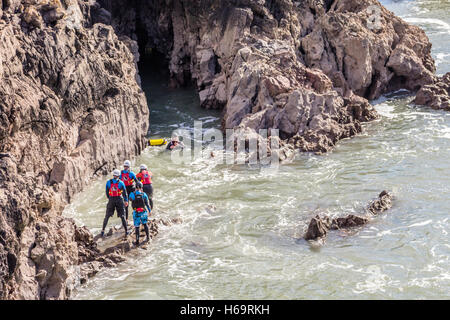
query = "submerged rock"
(367, 190, 393, 215)
(304, 215, 331, 241)
(330, 215, 369, 230)
(304, 191, 394, 242)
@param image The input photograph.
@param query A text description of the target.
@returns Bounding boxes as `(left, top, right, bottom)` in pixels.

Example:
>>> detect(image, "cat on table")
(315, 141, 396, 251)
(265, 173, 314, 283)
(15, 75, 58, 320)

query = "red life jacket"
(121, 171, 134, 186)
(138, 170, 152, 185)
(108, 180, 122, 197)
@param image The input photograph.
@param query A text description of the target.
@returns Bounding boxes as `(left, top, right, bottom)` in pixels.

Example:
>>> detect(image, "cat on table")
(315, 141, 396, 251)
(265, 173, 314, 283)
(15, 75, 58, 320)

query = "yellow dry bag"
(149, 138, 168, 146)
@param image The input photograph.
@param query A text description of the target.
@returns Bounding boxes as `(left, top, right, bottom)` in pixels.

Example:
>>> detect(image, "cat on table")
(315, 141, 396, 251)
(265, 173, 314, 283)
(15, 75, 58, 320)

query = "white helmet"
(112, 169, 121, 177)
(123, 160, 131, 167)
(140, 164, 147, 170)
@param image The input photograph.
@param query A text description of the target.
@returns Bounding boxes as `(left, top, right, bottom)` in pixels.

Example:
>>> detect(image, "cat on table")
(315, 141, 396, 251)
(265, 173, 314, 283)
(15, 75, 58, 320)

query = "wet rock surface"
(367, 190, 393, 215)
(304, 191, 394, 241)
(414, 72, 450, 111)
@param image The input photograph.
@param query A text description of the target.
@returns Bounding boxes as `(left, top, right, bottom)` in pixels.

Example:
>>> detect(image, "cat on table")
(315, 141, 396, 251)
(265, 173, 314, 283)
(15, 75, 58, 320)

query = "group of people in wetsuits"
(101, 136, 184, 245)
(102, 160, 154, 245)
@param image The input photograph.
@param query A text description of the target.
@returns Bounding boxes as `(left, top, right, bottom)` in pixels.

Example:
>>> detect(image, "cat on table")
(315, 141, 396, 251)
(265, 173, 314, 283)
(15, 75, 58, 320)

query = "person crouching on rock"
(129, 182, 151, 245)
(120, 160, 138, 221)
(136, 164, 154, 210)
(101, 169, 129, 238)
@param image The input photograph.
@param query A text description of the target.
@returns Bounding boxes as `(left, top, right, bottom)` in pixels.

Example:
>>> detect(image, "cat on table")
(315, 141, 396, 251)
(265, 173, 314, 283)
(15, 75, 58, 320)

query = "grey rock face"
(0, 0, 148, 299)
(99, 0, 435, 153)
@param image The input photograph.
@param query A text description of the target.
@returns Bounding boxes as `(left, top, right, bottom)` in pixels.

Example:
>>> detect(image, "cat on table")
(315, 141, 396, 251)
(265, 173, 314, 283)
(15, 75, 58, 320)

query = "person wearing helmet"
(136, 163, 154, 209)
(166, 135, 184, 151)
(101, 169, 129, 238)
(128, 181, 152, 245)
(120, 160, 138, 221)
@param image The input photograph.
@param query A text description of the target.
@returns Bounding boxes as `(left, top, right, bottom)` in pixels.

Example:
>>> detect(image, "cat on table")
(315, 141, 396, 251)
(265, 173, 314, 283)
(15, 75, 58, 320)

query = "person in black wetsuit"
(101, 169, 129, 238)
(166, 136, 184, 151)
(129, 182, 152, 245)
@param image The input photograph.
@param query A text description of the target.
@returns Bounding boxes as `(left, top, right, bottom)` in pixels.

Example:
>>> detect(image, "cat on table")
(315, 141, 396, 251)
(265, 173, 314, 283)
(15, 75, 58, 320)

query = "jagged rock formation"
(304, 191, 394, 241)
(414, 72, 450, 111)
(0, 0, 148, 299)
(99, 0, 435, 154)
(0, 0, 440, 300)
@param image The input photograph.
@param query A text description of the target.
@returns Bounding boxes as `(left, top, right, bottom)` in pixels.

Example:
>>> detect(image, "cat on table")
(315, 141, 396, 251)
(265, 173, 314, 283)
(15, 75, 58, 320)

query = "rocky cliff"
(99, 0, 435, 153)
(0, 0, 440, 300)
(0, 0, 148, 299)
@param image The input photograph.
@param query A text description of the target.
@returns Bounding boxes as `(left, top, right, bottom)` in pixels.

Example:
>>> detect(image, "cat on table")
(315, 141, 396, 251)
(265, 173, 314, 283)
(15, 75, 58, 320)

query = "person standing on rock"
(101, 169, 129, 238)
(136, 164, 154, 209)
(129, 182, 151, 245)
(120, 160, 138, 221)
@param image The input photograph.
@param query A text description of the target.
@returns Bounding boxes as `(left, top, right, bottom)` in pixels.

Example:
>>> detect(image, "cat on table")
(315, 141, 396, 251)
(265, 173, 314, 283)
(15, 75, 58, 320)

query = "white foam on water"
(374, 103, 396, 118)
(441, 127, 450, 139)
(406, 219, 433, 228)
(436, 53, 450, 67)
(403, 17, 450, 34)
